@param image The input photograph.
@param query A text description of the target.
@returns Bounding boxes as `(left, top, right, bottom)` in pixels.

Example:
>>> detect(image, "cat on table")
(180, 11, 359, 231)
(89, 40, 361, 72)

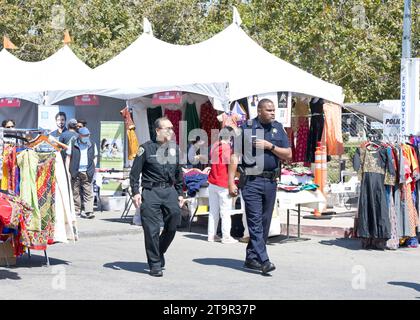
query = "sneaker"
(84, 212, 95, 219)
(221, 237, 238, 244)
(208, 235, 222, 242)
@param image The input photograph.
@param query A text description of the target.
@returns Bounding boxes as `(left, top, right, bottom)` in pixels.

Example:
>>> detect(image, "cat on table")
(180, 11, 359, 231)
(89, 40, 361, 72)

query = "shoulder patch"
(137, 146, 145, 157)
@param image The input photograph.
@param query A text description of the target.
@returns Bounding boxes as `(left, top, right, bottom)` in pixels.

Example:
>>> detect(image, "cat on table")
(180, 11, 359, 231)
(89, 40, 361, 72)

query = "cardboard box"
(0, 235, 17, 266)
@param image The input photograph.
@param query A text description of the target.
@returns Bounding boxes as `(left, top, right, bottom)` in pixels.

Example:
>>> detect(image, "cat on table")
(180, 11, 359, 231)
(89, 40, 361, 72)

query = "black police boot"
(261, 261, 276, 275)
(149, 268, 163, 277)
(243, 259, 262, 271)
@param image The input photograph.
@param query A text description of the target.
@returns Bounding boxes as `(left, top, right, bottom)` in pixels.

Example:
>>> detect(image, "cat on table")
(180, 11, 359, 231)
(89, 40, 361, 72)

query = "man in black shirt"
(130, 116, 184, 277)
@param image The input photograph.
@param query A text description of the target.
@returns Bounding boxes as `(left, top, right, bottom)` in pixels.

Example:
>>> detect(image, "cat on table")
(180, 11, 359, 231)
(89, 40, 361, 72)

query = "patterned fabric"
(295, 117, 309, 162)
(17, 149, 40, 232)
(164, 109, 182, 145)
(200, 101, 219, 143)
(385, 186, 399, 249)
(36, 153, 56, 246)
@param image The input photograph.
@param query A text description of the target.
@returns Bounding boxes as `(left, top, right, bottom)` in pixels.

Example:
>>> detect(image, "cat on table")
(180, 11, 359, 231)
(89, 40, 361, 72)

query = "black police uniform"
(129, 140, 183, 273)
(239, 117, 289, 267)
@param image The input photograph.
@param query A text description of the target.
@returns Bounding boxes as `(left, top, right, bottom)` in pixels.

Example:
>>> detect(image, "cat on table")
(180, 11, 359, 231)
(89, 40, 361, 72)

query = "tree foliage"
(0, 0, 418, 103)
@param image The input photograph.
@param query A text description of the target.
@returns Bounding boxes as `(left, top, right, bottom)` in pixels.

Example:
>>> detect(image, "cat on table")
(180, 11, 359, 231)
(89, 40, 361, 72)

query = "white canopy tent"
(0, 8, 344, 108)
(0, 46, 94, 105)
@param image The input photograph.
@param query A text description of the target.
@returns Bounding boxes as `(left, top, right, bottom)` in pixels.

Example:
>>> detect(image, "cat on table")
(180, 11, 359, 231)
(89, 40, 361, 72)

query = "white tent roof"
(0, 10, 345, 107)
(189, 23, 344, 104)
(344, 101, 402, 121)
(0, 46, 94, 105)
(0, 49, 44, 104)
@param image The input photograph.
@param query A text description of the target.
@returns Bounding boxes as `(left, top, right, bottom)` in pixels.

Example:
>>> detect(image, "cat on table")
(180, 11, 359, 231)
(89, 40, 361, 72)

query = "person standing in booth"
(51, 112, 67, 138)
(228, 98, 292, 275)
(130, 117, 184, 277)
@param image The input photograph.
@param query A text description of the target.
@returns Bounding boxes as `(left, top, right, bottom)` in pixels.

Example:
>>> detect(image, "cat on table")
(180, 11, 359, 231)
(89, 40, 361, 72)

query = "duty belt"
(142, 181, 173, 189)
(254, 171, 276, 179)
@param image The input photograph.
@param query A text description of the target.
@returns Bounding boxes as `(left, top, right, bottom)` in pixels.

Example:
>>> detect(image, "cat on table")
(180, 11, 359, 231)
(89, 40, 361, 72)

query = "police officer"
(130, 117, 184, 277)
(228, 98, 292, 275)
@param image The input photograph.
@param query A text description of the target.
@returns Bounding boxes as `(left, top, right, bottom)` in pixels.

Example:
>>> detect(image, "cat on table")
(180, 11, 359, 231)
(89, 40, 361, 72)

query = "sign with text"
(0, 98, 21, 108)
(151, 91, 182, 105)
(383, 113, 400, 142)
(74, 95, 99, 106)
(247, 92, 292, 127)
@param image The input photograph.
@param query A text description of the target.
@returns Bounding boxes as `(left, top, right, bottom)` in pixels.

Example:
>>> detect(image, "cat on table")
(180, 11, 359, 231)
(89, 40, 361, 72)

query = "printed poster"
(38, 105, 75, 132)
(247, 92, 292, 127)
(100, 121, 124, 170)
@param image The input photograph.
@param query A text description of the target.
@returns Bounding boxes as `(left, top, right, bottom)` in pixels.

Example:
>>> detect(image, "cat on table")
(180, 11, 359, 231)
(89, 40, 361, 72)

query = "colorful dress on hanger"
(200, 101, 219, 143)
(353, 145, 393, 247)
(285, 127, 296, 163)
(120, 106, 139, 161)
(164, 109, 182, 145)
(17, 149, 40, 232)
(384, 146, 399, 250)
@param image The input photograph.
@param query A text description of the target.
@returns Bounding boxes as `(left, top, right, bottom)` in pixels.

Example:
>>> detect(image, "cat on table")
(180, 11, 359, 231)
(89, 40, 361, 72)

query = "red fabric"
(0, 197, 13, 228)
(208, 142, 231, 188)
(200, 101, 219, 142)
(120, 106, 135, 129)
(164, 109, 182, 145)
(295, 117, 309, 163)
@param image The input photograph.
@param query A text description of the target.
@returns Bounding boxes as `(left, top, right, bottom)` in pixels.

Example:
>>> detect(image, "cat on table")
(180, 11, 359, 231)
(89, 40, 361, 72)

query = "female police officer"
(130, 117, 184, 277)
(228, 99, 292, 275)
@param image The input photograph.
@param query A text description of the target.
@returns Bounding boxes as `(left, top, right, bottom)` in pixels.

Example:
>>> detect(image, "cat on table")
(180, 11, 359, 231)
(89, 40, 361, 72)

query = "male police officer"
(228, 99, 292, 275)
(130, 117, 184, 277)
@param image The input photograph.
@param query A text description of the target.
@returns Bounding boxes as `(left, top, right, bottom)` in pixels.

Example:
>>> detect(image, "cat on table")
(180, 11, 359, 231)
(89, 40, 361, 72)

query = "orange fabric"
(120, 106, 136, 130)
(127, 129, 139, 161)
(322, 102, 344, 156)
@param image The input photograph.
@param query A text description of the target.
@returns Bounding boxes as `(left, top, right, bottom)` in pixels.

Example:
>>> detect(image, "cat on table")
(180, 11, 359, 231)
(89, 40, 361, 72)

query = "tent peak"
(143, 18, 153, 35)
(232, 6, 242, 26)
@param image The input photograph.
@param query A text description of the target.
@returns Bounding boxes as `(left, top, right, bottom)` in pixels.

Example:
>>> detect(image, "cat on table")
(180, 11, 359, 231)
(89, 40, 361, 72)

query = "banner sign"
(151, 91, 182, 105)
(99, 121, 124, 171)
(383, 113, 400, 142)
(0, 98, 21, 108)
(74, 95, 99, 106)
(247, 92, 291, 127)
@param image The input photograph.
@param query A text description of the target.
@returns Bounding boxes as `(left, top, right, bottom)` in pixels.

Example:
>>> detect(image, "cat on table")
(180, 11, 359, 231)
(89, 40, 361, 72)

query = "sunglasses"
(6, 126, 15, 128)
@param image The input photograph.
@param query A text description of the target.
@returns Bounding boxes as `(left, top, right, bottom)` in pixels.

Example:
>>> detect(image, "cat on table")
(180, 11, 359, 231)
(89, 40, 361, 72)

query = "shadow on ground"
(0, 269, 21, 280)
(318, 238, 362, 250)
(193, 258, 264, 275)
(15, 254, 70, 268)
(103, 261, 150, 274)
(388, 281, 420, 293)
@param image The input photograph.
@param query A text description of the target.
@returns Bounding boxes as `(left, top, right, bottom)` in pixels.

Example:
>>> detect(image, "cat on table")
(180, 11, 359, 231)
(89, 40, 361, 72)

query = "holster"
(237, 166, 248, 188)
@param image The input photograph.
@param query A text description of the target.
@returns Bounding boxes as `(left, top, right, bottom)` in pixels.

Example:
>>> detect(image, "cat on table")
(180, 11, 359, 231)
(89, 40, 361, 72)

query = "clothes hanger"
(27, 135, 67, 151)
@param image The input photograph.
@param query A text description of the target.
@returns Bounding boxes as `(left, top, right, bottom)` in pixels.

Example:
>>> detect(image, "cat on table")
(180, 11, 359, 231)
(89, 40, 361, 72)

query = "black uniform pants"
(241, 177, 277, 264)
(140, 186, 181, 269)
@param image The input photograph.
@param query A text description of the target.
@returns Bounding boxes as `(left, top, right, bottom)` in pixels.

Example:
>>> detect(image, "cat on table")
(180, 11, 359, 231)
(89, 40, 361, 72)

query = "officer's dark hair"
(154, 116, 170, 130)
(257, 98, 274, 109)
(55, 111, 67, 121)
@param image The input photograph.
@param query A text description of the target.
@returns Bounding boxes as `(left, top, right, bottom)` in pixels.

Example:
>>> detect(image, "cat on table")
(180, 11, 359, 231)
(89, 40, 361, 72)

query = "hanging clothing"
(164, 109, 182, 145)
(147, 106, 162, 142)
(200, 101, 219, 143)
(285, 127, 296, 163)
(121, 106, 140, 160)
(17, 149, 40, 232)
(305, 98, 325, 163)
(218, 112, 241, 129)
(353, 145, 393, 241)
(322, 102, 344, 156)
(185, 102, 200, 140)
(295, 117, 309, 163)
(53, 151, 77, 243)
(36, 153, 56, 246)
